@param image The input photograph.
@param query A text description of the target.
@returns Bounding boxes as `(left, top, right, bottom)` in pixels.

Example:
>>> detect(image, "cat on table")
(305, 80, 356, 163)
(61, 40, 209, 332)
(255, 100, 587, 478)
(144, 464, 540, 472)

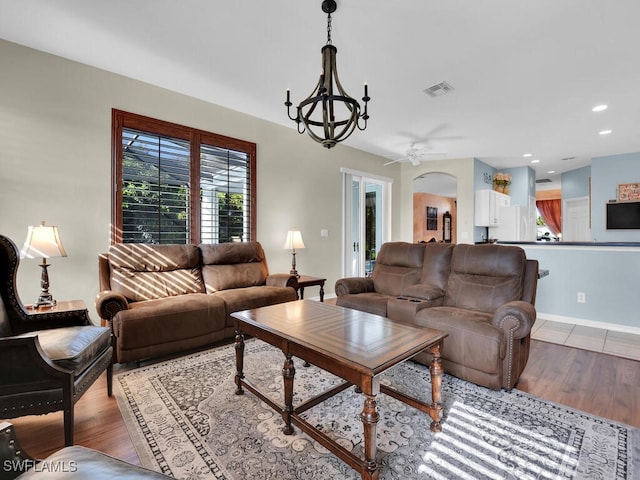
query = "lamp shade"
(21, 222, 67, 259)
(283, 230, 305, 250)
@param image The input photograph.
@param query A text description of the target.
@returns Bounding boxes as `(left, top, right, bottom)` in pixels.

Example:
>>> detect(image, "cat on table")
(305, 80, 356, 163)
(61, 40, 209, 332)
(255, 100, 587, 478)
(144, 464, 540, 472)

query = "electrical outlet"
(577, 292, 586, 303)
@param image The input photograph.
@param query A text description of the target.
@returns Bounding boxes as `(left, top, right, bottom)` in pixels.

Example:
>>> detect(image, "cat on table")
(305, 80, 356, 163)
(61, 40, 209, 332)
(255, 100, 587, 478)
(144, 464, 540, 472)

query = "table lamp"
(283, 229, 305, 277)
(20, 221, 67, 307)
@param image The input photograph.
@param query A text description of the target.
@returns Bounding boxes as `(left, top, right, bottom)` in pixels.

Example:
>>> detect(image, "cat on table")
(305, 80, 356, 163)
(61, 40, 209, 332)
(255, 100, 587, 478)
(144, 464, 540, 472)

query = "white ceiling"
(2, 0, 640, 192)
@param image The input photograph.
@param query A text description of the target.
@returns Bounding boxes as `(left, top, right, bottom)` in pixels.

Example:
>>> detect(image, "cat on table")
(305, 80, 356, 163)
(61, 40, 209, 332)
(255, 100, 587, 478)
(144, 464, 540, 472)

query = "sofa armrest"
(400, 284, 445, 304)
(334, 277, 375, 296)
(266, 274, 298, 290)
(0, 336, 71, 376)
(95, 291, 129, 325)
(491, 300, 536, 339)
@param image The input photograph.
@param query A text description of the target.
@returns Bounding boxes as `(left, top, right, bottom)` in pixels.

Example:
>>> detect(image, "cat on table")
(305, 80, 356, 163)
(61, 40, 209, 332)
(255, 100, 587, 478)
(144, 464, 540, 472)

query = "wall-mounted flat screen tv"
(606, 202, 640, 229)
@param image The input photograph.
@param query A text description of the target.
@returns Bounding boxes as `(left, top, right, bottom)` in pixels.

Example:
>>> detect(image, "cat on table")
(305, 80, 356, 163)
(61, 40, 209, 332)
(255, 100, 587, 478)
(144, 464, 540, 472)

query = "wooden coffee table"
(232, 300, 448, 480)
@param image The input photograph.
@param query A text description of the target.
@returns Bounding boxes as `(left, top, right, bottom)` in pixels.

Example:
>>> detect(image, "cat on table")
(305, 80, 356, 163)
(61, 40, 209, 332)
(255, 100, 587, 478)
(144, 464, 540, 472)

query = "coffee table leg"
(282, 353, 295, 435)
(234, 331, 245, 395)
(361, 394, 380, 479)
(429, 341, 444, 432)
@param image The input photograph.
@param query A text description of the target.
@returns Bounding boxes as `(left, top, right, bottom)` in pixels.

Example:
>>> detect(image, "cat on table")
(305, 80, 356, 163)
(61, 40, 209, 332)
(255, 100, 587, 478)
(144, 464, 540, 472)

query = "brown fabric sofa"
(95, 241, 297, 364)
(335, 242, 538, 390)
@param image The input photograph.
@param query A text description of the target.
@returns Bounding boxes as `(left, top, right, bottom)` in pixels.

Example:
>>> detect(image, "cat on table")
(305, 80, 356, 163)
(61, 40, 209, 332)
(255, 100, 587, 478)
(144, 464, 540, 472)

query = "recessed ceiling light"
(523, 153, 532, 158)
(592, 104, 608, 112)
(547, 170, 555, 174)
(531, 159, 540, 164)
(599, 129, 612, 135)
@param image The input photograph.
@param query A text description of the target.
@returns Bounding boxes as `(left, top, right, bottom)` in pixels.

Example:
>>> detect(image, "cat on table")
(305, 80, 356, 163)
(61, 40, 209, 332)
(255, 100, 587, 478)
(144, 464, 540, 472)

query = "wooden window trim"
(111, 109, 257, 244)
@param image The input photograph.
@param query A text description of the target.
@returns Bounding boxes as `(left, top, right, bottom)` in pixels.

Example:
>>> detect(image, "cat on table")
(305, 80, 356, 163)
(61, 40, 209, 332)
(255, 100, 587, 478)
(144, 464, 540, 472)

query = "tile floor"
(531, 319, 640, 361)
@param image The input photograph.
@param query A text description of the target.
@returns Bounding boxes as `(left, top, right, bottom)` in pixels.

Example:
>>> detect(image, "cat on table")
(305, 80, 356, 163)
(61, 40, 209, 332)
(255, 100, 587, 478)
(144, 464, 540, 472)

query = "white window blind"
(113, 110, 256, 245)
(121, 129, 191, 243)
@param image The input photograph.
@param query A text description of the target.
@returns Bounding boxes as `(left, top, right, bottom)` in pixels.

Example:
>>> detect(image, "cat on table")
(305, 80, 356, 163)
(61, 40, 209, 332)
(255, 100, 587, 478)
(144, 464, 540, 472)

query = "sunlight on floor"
(418, 401, 579, 479)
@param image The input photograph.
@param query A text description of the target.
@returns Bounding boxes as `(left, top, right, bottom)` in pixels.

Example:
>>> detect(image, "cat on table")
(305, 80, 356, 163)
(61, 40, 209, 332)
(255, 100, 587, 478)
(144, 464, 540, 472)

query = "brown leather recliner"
(335, 241, 538, 390)
(411, 244, 538, 390)
(0, 235, 113, 446)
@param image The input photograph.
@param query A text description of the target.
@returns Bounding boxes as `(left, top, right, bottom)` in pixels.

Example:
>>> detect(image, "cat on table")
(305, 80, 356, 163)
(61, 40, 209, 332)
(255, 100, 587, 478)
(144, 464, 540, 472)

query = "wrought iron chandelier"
(285, 0, 370, 149)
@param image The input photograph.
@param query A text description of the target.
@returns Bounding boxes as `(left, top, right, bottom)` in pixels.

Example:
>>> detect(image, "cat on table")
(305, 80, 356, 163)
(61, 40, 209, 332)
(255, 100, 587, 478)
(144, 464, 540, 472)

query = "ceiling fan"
(384, 144, 446, 166)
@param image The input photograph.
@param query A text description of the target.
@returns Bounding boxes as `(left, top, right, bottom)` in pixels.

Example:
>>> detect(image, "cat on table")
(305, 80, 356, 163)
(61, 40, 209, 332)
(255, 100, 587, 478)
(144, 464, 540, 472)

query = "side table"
(25, 299, 91, 324)
(296, 275, 326, 302)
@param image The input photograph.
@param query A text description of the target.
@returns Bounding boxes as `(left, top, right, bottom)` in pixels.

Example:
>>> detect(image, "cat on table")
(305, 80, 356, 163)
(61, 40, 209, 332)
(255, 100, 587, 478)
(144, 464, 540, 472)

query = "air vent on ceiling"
(423, 81, 454, 97)
(536, 178, 552, 184)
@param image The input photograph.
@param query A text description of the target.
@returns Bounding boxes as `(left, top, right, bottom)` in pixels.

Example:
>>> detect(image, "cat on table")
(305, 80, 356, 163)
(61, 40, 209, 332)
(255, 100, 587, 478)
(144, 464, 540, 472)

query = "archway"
(413, 172, 457, 243)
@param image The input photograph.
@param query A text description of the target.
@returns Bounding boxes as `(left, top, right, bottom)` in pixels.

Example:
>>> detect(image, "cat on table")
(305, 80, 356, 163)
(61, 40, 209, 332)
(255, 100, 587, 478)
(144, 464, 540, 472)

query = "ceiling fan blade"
(384, 158, 404, 166)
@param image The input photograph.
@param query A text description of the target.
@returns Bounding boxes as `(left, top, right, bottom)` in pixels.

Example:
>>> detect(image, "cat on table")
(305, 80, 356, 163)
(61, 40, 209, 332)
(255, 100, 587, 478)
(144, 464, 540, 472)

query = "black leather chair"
(0, 234, 113, 446)
(0, 421, 171, 479)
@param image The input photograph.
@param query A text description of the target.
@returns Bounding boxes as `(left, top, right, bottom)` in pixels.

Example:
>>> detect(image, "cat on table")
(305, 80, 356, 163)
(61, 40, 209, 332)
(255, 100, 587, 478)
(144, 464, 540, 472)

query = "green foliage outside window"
(121, 156, 189, 244)
(216, 192, 245, 243)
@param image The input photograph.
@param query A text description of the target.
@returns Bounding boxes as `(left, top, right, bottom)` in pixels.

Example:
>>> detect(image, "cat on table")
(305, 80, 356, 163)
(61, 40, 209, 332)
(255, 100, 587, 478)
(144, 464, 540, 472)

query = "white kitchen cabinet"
(475, 190, 510, 226)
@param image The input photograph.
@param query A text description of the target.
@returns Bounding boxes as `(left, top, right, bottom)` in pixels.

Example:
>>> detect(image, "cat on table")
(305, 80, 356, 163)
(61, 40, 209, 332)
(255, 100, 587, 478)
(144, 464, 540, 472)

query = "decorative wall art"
(617, 183, 640, 202)
(426, 206, 438, 230)
(442, 211, 452, 243)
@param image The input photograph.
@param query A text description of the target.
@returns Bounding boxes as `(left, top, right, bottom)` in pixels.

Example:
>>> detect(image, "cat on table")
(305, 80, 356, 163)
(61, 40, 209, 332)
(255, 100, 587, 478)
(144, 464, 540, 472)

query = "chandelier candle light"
(285, 0, 370, 148)
(20, 221, 68, 307)
(283, 230, 305, 277)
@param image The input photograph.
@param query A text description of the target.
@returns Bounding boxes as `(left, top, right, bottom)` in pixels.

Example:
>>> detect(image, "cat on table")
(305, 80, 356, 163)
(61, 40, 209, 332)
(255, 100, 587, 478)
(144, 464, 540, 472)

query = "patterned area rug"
(115, 339, 639, 479)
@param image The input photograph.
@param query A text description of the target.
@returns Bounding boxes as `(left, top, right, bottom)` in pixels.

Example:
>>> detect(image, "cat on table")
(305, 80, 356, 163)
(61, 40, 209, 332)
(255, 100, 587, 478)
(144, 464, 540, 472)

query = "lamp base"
(34, 293, 56, 308)
(35, 260, 56, 307)
(290, 251, 301, 278)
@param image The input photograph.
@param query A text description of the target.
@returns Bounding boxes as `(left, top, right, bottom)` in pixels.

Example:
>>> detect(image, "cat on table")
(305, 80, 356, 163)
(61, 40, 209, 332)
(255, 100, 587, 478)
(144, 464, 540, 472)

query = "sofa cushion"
(19, 326, 112, 373)
(335, 292, 390, 317)
(444, 244, 525, 313)
(420, 243, 455, 289)
(413, 306, 503, 375)
(213, 286, 297, 327)
(112, 293, 226, 350)
(18, 445, 173, 479)
(371, 242, 425, 296)
(108, 244, 204, 302)
(200, 242, 269, 292)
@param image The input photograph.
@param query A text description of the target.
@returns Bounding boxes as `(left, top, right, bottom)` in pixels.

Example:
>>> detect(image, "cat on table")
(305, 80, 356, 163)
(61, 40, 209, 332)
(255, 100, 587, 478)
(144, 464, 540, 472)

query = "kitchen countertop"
(497, 241, 640, 247)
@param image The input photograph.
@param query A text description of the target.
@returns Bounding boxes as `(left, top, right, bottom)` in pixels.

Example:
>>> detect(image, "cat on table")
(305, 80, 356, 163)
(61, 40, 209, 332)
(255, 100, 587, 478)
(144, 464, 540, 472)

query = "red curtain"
(536, 199, 562, 235)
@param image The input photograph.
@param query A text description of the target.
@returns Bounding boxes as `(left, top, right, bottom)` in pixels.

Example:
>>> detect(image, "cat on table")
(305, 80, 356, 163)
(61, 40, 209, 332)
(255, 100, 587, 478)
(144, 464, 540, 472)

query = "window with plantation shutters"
(112, 110, 256, 245)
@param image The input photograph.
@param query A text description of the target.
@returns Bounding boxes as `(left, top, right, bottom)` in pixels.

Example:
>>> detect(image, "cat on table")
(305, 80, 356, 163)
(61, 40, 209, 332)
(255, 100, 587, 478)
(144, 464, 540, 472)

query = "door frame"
(341, 168, 393, 277)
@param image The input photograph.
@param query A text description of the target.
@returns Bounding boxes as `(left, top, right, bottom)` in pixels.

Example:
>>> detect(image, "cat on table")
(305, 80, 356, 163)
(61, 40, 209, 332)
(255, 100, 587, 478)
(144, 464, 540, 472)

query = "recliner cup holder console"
(396, 296, 422, 303)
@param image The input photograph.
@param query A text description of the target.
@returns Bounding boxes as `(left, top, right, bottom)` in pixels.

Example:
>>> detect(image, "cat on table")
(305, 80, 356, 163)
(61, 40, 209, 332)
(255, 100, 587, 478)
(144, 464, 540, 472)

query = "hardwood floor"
(7, 339, 640, 466)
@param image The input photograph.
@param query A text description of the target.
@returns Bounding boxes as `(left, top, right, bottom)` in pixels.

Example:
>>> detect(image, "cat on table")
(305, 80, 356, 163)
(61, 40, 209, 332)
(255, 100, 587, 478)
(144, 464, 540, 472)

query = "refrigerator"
(488, 205, 536, 242)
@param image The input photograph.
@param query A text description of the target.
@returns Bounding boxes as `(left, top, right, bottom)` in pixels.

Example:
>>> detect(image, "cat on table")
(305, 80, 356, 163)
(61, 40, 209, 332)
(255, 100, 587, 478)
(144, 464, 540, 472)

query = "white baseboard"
(307, 293, 337, 302)
(537, 312, 640, 336)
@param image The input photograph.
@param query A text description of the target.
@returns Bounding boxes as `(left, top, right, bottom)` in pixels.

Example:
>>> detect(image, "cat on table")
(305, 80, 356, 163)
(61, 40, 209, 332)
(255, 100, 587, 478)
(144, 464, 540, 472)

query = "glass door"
(342, 169, 391, 277)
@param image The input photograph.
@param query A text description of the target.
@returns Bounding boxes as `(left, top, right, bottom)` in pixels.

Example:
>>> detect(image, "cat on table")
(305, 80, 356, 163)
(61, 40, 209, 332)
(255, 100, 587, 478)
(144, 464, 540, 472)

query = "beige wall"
(0, 39, 404, 314)
(400, 159, 475, 244)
